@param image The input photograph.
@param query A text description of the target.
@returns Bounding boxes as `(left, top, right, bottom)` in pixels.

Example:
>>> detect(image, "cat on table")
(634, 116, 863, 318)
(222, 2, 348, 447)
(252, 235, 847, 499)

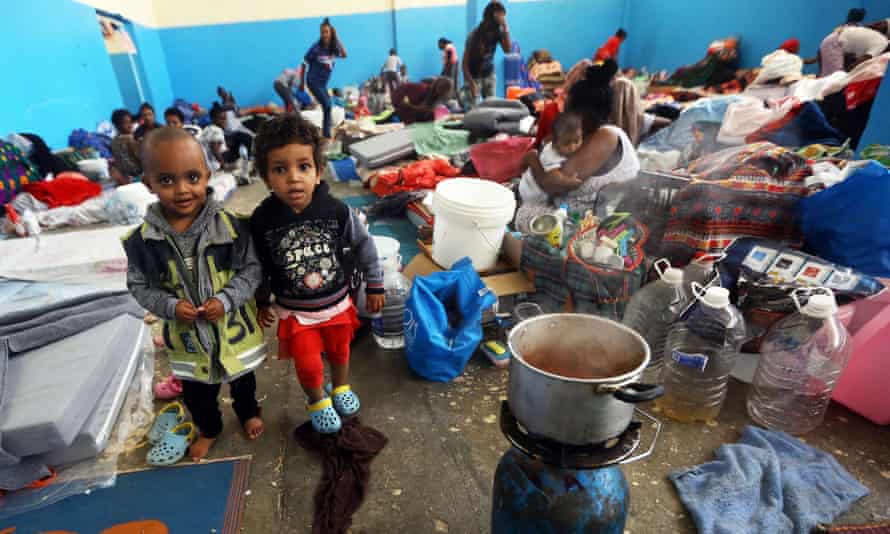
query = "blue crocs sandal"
(147, 401, 186, 443)
(326, 384, 361, 417)
(146, 422, 196, 466)
(309, 398, 342, 434)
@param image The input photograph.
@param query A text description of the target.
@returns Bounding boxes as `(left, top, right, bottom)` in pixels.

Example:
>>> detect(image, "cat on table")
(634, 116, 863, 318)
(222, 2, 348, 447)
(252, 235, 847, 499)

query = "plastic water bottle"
(656, 284, 747, 422)
(239, 145, 250, 180)
(682, 254, 723, 297)
(747, 289, 851, 434)
(372, 256, 411, 350)
(622, 259, 690, 370)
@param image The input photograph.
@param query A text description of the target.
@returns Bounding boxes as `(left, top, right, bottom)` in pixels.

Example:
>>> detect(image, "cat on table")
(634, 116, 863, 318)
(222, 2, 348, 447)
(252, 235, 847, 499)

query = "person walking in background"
(274, 67, 304, 112)
(439, 37, 459, 97)
(303, 18, 347, 139)
(381, 48, 404, 96)
(595, 28, 627, 63)
(461, 1, 511, 110)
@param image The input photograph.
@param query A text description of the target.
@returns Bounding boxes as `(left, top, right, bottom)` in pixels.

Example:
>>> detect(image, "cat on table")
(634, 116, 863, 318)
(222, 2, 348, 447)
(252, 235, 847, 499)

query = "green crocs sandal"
(147, 401, 186, 443)
(146, 422, 196, 466)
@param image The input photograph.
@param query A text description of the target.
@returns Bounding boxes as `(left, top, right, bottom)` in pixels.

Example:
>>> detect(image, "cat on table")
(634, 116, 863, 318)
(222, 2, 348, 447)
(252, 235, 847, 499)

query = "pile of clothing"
(527, 50, 565, 90)
(371, 159, 460, 197)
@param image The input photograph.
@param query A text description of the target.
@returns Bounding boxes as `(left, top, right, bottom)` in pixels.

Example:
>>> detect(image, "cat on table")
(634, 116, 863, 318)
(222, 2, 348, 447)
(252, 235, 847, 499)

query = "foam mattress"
(0, 315, 143, 457)
(349, 128, 416, 168)
(39, 322, 147, 467)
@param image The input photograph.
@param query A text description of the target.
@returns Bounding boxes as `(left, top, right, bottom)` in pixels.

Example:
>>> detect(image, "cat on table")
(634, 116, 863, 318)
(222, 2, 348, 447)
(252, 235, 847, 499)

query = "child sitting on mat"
(520, 111, 584, 206)
(123, 127, 267, 460)
(249, 114, 384, 434)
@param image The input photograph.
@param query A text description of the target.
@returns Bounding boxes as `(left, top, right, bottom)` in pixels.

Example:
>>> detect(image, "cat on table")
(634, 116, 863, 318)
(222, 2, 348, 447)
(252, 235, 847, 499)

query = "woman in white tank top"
(516, 61, 640, 234)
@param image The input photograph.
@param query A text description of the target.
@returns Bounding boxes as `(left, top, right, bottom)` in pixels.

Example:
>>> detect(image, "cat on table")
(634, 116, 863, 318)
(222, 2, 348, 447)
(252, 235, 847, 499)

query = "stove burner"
(499, 401, 642, 469)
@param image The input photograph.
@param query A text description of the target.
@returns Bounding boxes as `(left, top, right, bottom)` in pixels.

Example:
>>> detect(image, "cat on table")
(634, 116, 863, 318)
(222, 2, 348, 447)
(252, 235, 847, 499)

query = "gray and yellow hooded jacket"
(123, 198, 266, 384)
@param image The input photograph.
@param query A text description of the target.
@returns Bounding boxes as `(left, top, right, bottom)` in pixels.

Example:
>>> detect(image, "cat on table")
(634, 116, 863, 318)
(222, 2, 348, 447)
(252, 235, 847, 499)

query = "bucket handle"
(473, 220, 505, 254)
(620, 408, 662, 465)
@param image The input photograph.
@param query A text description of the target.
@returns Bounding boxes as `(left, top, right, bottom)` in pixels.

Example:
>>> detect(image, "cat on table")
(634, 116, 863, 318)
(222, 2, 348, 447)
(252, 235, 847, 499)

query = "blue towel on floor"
(670, 426, 869, 534)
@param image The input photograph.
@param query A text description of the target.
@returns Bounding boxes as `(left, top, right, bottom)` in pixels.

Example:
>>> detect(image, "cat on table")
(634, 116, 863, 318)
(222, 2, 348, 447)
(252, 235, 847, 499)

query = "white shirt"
(199, 125, 227, 171)
(839, 26, 889, 58)
(520, 143, 565, 205)
(276, 68, 301, 87)
(382, 55, 403, 73)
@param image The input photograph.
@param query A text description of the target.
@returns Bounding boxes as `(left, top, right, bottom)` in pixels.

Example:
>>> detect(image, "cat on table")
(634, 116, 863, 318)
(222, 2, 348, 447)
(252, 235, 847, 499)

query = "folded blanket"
(671, 426, 869, 534)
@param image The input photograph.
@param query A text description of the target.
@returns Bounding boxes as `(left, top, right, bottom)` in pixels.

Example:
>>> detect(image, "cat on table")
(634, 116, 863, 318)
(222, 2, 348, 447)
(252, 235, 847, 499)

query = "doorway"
(96, 10, 152, 112)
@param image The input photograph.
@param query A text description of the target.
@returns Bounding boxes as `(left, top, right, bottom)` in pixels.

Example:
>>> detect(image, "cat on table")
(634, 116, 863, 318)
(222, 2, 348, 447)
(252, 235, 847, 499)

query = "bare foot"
(243, 416, 265, 441)
(190, 435, 216, 462)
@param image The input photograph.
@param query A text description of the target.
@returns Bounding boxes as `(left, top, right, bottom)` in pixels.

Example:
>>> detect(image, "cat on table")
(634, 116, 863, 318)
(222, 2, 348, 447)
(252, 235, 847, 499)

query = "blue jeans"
(307, 77, 332, 138)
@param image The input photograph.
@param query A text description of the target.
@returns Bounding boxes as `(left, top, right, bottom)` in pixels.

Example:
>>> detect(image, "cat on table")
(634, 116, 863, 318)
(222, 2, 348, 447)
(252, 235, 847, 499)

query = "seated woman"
(392, 77, 454, 124)
(516, 61, 640, 234)
(663, 37, 740, 88)
(109, 108, 141, 185)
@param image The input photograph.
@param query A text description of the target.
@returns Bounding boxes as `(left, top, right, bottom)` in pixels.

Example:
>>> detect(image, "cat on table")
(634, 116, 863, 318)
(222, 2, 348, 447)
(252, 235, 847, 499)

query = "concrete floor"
(117, 181, 890, 533)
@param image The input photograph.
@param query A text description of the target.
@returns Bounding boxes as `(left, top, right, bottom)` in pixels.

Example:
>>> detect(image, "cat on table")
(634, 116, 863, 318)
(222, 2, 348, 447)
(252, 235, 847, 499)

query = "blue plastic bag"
(798, 161, 890, 277)
(404, 257, 498, 382)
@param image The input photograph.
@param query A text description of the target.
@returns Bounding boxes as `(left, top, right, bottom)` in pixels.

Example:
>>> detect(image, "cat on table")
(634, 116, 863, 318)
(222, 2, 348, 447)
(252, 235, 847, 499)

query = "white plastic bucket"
(432, 178, 516, 271)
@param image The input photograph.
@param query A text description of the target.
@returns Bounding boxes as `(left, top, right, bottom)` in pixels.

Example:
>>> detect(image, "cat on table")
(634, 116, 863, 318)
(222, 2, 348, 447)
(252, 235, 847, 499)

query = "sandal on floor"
(146, 422, 196, 466)
(153, 375, 183, 400)
(326, 384, 361, 417)
(147, 401, 186, 443)
(309, 398, 342, 434)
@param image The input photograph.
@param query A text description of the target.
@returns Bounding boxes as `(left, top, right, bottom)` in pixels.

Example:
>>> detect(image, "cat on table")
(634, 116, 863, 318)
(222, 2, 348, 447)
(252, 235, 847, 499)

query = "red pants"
(277, 307, 359, 389)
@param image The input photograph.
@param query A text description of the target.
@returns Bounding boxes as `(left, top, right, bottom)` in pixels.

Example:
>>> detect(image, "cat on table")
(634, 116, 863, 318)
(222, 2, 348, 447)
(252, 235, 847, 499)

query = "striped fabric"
(663, 142, 812, 265)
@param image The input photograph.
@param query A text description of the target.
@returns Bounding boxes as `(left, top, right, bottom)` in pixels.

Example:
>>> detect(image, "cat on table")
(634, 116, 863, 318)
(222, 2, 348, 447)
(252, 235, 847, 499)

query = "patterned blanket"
(663, 143, 811, 264)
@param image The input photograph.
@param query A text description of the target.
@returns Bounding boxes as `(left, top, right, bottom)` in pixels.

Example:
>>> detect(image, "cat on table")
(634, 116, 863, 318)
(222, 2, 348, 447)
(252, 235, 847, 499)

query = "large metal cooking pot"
(507, 314, 663, 445)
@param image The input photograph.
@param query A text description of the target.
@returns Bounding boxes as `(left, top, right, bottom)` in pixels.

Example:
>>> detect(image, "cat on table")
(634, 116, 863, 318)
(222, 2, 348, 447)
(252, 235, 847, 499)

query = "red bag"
(23, 173, 102, 208)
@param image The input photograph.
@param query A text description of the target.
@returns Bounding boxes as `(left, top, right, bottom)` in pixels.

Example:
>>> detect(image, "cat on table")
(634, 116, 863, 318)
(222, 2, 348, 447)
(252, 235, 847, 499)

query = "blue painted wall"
(131, 22, 175, 112)
(509, 0, 622, 72)
(394, 5, 467, 83)
(159, 13, 394, 108)
(623, 0, 872, 73)
(0, 0, 122, 149)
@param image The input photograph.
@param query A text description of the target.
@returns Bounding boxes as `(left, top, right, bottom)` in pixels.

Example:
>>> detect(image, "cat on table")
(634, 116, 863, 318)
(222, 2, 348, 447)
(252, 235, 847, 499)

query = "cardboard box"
(403, 254, 535, 297)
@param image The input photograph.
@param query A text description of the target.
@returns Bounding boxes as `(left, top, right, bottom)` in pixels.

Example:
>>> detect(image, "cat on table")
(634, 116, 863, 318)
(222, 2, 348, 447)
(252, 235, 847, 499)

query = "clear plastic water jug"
(747, 288, 851, 434)
(622, 259, 690, 370)
(657, 284, 747, 422)
(372, 255, 411, 350)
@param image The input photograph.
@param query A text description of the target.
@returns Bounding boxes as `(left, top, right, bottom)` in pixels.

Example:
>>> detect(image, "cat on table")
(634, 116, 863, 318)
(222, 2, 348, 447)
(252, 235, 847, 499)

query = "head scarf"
(779, 38, 800, 54)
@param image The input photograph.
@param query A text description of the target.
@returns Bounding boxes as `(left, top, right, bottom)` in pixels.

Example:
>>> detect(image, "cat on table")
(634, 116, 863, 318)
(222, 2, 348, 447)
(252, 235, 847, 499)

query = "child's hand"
(198, 298, 226, 322)
(366, 294, 386, 314)
(175, 300, 200, 324)
(258, 306, 277, 329)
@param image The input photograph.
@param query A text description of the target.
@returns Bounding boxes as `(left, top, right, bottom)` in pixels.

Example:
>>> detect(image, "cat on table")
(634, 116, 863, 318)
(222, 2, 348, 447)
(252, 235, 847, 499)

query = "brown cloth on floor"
(293, 418, 388, 534)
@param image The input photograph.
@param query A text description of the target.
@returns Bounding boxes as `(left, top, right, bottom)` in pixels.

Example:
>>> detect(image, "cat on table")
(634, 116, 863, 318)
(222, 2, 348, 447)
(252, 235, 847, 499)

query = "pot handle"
(612, 383, 664, 404)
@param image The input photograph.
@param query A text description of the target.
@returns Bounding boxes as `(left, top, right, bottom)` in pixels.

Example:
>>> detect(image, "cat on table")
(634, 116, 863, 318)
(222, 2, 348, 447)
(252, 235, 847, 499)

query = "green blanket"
(410, 122, 471, 157)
